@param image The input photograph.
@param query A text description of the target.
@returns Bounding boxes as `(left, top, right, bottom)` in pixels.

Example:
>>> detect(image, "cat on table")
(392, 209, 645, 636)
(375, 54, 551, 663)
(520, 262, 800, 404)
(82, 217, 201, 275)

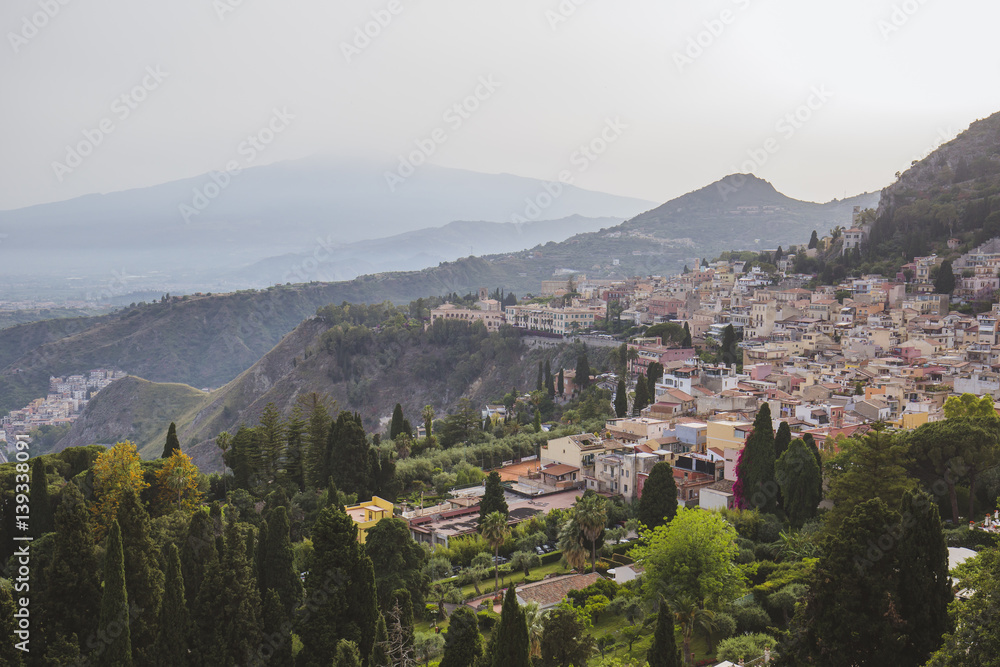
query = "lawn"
(432, 559, 574, 600)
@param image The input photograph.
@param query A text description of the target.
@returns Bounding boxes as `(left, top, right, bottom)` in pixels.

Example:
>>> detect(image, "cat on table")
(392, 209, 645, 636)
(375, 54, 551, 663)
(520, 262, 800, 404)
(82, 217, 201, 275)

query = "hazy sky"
(3, 0, 999, 211)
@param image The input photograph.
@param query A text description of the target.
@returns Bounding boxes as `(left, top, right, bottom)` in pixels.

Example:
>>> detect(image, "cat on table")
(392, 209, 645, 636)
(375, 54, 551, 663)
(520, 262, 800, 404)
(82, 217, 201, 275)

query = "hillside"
(54, 309, 615, 470)
(865, 111, 1000, 264)
(226, 214, 624, 286)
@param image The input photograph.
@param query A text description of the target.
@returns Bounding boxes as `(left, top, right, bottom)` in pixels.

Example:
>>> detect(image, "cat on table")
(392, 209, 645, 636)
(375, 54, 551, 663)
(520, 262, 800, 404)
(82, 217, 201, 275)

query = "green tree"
(648, 603, 681, 667)
(808, 230, 818, 249)
(422, 404, 435, 438)
(775, 439, 822, 528)
(533, 409, 542, 433)
(896, 490, 952, 665)
(304, 393, 333, 487)
(634, 375, 650, 414)
(720, 324, 739, 367)
(30, 457, 53, 536)
(681, 323, 692, 349)
(258, 402, 286, 483)
(934, 258, 956, 294)
(637, 462, 678, 530)
(668, 593, 716, 666)
(773, 421, 791, 460)
(557, 516, 588, 571)
(98, 520, 133, 667)
(365, 517, 429, 612)
(492, 585, 531, 667)
(557, 369, 565, 397)
(328, 411, 373, 499)
(297, 505, 378, 667)
(334, 639, 362, 667)
(439, 607, 483, 667)
(162, 421, 181, 459)
(42, 483, 101, 655)
(479, 471, 509, 529)
(802, 433, 823, 501)
(511, 550, 541, 577)
(734, 403, 778, 513)
(545, 359, 555, 397)
(575, 493, 608, 573)
(283, 402, 307, 491)
(575, 352, 591, 390)
(117, 488, 164, 665)
(632, 508, 745, 608)
(537, 361, 544, 392)
(180, 508, 217, 606)
(482, 510, 510, 592)
(826, 427, 914, 531)
(261, 589, 294, 667)
(614, 379, 628, 418)
(788, 499, 907, 664)
(906, 419, 989, 523)
(540, 605, 593, 667)
(152, 544, 189, 667)
(0, 584, 22, 667)
(262, 505, 303, 615)
(390, 403, 406, 440)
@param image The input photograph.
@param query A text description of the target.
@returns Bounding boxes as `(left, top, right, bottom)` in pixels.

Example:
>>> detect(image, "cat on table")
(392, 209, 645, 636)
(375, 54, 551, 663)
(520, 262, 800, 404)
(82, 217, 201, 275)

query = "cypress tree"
(614, 379, 628, 417)
(808, 230, 818, 249)
(334, 640, 362, 667)
(305, 395, 332, 488)
(533, 410, 542, 433)
(181, 509, 217, 605)
(792, 499, 907, 664)
(190, 540, 225, 663)
(648, 601, 681, 667)
(371, 613, 390, 667)
(30, 457, 53, 535)
(634, 374, 650, 414)
(98, 520, 132, 667)
(222, 518, 264, 664)
(264, 506, 303, 615)
(557, 369, 564, 396)
(283, 403, 307, 491)
(896, 490, 952, 664)
(637, 462, 679, 529)
(575, 352, 591, 390)
(775, 439, 822, 528)
(117, 488, 164, 666)
(258, 403, 286, 484)
(734, 403, 778, 513)
(479, 471, 509, 529)
(254, 520, 269, 594)
(390, 404, 405, 440)
(389, 589, 415, 655)
(261, 589, 294, 667)
(42, 483, 101, 649)
(682, 322, 692, 348)
(544, 360, 554, 396)
(297, 505, 370, 667)
(328, 411, 373, 499)
(0, 584, 23, 666)
(802, 433, 823, 501)
(152, 544, 189, 667)
(491, 585, 531, 667)
(162, 422, 181, 458)
(439, 607, 483, 667)
(774, 421, 792, 460)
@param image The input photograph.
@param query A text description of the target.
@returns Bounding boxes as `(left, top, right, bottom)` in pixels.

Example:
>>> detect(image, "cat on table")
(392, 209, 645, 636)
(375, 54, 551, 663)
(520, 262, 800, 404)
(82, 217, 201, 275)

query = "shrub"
(730, 603, 772, 634)
(477, 609, 500, 631)
(715, 633, 777, 662)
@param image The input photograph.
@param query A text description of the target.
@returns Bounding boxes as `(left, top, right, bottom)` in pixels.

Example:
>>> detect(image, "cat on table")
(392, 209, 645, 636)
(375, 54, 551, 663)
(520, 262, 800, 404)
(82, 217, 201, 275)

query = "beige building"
(430, 298, 505, 332)
(504, 304, 596, 334)
(541, 433, 621, 470)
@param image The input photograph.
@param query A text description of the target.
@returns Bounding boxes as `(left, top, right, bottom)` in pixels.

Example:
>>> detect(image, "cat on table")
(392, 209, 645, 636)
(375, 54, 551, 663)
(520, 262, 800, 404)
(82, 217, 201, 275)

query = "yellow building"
(706, 417, 753, 452)
(345, 496, 395, 543)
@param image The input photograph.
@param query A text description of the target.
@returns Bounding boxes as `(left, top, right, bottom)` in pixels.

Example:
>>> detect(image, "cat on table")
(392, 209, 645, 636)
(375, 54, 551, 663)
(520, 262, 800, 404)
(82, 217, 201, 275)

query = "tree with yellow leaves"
(91, 441, 149, 538)
(155, 450, 204, 513)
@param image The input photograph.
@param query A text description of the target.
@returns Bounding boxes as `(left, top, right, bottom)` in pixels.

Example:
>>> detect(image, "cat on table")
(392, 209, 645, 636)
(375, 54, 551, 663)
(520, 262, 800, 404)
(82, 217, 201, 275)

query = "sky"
(2, 0, 1000, 211)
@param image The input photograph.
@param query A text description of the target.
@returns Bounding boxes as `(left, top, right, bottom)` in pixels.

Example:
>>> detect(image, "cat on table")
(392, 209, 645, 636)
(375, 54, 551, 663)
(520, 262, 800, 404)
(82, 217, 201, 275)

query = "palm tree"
(574, 494, 608, 572)
(557, 517, 587, 571)
(523, 602, 546, 657)
(667, 594, 716, 666)
(481, 510, 509, 592)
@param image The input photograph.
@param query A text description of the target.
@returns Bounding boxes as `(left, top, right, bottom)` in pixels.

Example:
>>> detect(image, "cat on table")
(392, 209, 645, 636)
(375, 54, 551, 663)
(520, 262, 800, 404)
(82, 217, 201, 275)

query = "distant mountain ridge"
(0, 156, 654, 290)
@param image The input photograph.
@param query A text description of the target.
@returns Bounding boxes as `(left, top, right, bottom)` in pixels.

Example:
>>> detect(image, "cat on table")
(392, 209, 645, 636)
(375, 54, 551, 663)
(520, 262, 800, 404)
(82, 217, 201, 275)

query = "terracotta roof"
(541, 463, 580, 477)
(516, 573, 604, 608)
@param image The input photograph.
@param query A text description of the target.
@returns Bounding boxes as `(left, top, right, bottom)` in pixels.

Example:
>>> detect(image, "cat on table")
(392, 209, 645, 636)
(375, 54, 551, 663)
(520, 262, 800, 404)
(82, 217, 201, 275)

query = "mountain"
(54, 312, 615, 469)
(0, 156, 654, 296)
(225, 214, 624, 287)
(864, 112, 1000, 264)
